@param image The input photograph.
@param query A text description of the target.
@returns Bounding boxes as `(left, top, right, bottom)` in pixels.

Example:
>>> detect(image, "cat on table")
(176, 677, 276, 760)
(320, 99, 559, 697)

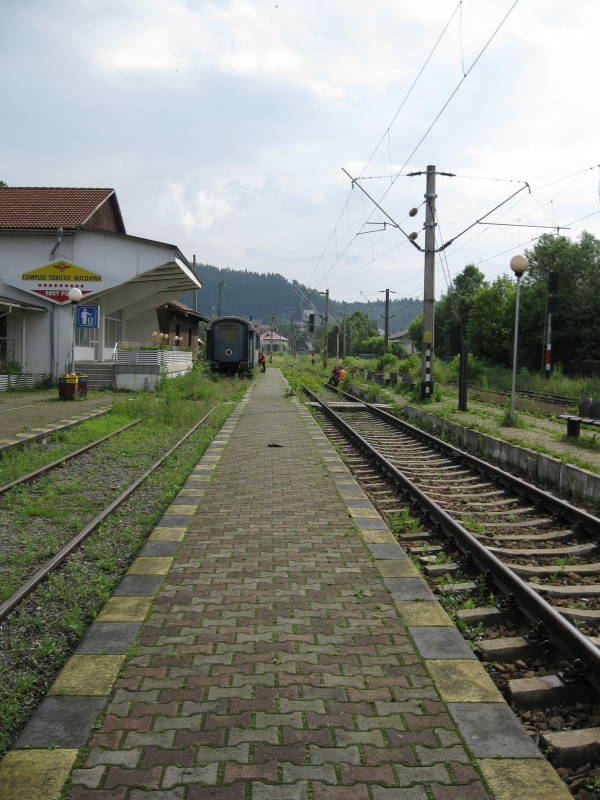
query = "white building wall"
(126, 308, 158, 345)
(0, 230, 192, 377)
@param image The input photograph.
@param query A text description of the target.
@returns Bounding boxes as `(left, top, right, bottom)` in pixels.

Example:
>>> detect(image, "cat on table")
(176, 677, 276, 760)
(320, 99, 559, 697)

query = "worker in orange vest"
(258, 351, 267, 373)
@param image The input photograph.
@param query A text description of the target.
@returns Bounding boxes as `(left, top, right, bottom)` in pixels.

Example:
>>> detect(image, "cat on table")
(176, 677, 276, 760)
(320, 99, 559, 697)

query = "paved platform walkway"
(0, 370, 571, 799)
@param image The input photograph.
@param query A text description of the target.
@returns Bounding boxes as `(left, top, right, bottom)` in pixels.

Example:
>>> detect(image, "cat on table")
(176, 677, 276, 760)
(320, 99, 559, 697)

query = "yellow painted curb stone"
(127, 556, 173, 575)
(96, 596, 152, 622)
(0, 748, 78, 800)
(149, 526, 187, 541)
(427, 659, 504, 703)
(49, 654, 126, 696)
(478, 758, 572, 800)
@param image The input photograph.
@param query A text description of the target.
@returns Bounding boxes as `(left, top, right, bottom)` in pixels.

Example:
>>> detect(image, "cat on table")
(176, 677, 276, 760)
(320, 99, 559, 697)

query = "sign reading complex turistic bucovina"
(18, 259, 103, 304)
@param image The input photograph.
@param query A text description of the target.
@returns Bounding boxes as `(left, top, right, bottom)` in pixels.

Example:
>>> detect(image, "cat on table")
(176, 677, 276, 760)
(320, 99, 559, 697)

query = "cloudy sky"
(2, 0, 599, 303)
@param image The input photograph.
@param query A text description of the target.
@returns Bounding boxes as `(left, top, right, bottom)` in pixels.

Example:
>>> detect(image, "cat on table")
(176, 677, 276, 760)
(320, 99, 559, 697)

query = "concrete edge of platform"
(0, 387, 256, 800)
(294, 393, 572, 800)
(0, 406, 112, 454)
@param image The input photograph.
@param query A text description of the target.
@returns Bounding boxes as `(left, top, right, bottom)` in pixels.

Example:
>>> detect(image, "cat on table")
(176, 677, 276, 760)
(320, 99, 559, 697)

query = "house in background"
(0, 187, 200, 379)
(389, 329, 416, 355)
(255, 326, 288, 353)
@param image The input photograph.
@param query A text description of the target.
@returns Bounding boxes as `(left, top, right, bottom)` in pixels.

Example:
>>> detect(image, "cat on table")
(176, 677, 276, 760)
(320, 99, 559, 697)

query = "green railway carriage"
(206, 316, 259, 376)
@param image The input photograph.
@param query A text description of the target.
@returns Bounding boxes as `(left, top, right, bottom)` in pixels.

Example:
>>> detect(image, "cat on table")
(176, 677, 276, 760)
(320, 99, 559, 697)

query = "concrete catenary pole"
(420, 165, 437, 399)
(380, 289, 395, 352)
(321, 289, 329, 369)
(217, 281, 225, 317)
(270, 313, 275, 362)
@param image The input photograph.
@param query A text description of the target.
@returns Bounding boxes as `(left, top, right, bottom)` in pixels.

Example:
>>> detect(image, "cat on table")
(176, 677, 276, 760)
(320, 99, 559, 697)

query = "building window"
(104, 310, 123, 347)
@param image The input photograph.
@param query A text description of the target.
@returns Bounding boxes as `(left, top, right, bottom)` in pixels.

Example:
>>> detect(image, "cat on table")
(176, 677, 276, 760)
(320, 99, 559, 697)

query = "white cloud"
(160, 172, 266, 232)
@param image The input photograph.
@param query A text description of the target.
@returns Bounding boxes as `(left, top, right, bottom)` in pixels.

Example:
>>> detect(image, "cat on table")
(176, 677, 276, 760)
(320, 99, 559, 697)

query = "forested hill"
(180, 263, 421, 331)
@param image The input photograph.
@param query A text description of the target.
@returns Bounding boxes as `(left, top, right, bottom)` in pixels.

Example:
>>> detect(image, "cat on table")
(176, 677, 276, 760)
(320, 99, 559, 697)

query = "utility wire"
(307, 3, 462, 288)
(356, 1, 462, 182)
(321, 0, 520, 292)
(369, 0, 521, 211)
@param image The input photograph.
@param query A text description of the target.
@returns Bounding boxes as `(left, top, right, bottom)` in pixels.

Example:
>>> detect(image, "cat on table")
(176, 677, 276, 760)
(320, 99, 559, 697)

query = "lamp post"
(67, 287, 83, 373)
(509, 255, 528, 424)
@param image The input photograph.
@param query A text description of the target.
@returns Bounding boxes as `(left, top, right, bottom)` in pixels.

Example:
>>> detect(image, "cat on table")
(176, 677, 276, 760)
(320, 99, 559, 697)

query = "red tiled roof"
(169, 299, 209, 320)
(0, 187, 116, 229)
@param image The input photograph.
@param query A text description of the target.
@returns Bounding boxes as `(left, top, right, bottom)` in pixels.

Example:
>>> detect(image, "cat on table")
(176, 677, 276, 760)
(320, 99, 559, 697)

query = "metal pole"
(510, 275, 522, 420)
(383, 289, 390, 352)
(458, 340, 468, 412)
(270, 313, 275, 362)
(70, 303, 76, 373)
(193, 255, 198, 312)
(217, 282, 225, 317)
(322, 289, 329, 369)
(342, 314, 347, 358)
(545, 311, 552, 380)
(421, 165, 436, 399)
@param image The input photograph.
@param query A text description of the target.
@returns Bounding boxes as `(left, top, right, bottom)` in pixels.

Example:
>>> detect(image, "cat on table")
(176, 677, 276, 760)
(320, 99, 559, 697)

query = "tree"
(408, 313, 423, 354)
(435, 264, 486, 360)
(344, 311, 377, 355)
(522, 232, 600, 372)
(0, 181, 7, 188)
(467, 276, 516, 367)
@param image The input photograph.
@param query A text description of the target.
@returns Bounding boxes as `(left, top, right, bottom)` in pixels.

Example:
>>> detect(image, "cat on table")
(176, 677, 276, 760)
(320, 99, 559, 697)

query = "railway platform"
(0, 369, 572, 799)
(0, 389, 116, 452)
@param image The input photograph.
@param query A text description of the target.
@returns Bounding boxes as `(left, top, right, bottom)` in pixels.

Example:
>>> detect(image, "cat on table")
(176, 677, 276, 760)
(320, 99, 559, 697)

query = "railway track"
(0, 407, 217, 621)
(304, 383, 600, 788)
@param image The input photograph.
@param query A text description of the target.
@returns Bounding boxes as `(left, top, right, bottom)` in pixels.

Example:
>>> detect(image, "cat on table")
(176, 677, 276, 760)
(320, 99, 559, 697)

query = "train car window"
(217, 326, 239, 345)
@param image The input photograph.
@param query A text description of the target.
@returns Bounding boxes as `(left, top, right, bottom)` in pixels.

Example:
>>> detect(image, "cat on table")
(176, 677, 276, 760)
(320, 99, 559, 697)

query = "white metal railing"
(0, 374, 48, 391)
(116, 348, 192, 366)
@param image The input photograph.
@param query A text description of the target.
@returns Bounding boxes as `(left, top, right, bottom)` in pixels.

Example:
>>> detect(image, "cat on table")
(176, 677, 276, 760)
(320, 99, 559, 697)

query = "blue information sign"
(76, 306, 99, 328)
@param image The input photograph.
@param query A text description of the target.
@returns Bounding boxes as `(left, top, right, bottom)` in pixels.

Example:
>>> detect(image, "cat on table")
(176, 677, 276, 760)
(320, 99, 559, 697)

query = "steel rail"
(463, 383, 577, 407)
(0, 406, 218, 622)
(334, 385, 600, 535)
(0, 419, 143, 496)
(303, 385, 600, 689)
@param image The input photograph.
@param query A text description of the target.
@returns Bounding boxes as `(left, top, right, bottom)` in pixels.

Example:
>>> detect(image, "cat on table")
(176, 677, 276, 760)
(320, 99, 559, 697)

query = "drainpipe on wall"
(50, 227, 63, 260)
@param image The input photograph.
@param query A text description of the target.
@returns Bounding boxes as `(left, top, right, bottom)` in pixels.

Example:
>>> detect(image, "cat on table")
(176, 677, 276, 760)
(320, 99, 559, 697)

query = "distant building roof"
(168, 299, 209, 321)
(389, 329, 410, 340)
(259, 329, 288, 342)
(0, 187, 125, 232)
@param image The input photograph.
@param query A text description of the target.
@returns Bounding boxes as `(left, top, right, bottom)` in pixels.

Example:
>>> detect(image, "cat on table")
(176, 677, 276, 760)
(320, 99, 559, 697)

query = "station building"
(0, 187, 201, 379)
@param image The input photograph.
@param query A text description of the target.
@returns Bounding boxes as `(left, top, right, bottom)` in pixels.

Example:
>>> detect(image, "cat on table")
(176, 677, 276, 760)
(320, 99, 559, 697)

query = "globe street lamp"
(68, 287, 83, 373)
(509, 255, 528, 424)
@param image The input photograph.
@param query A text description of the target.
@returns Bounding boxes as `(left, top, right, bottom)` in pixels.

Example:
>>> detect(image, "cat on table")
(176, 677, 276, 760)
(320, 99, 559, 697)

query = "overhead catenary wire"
(308, 2, 464, 289)
(317, 0, 521, 294)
